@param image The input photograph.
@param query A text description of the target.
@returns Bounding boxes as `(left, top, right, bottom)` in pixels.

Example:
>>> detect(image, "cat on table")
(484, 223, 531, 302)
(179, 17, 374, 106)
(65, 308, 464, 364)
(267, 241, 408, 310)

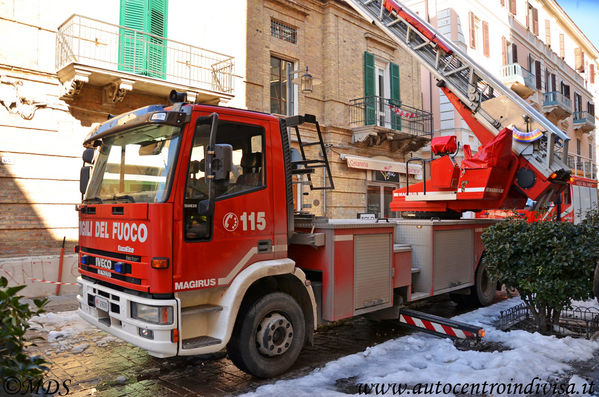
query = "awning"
(340, 154, 422, 176)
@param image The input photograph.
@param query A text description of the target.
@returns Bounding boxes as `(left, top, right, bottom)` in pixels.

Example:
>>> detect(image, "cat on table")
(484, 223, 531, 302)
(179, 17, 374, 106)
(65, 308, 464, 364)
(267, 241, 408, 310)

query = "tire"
(450, 261, 496, 307)
(227, 292, 305, 378)
(472, 260, 496, 306)
(594, 262, 599, 301)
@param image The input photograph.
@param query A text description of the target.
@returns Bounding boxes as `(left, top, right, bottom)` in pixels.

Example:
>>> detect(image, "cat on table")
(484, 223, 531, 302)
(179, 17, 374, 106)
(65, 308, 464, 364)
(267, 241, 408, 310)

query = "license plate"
(95, 296, 109, 312)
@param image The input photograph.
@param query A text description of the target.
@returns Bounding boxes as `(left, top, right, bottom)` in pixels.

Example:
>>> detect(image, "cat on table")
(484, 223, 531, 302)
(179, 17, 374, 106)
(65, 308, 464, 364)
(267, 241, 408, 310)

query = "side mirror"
(80, 166, 91, 194)
(82, 148, 95, 164)
(213, 144, 233, 181)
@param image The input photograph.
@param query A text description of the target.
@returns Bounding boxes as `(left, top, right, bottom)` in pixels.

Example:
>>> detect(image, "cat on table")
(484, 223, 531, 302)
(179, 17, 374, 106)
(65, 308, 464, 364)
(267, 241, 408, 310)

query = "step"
(181, 304, 223, 316)
(410, 291, 430, 301)
(181, 336, 222, 350)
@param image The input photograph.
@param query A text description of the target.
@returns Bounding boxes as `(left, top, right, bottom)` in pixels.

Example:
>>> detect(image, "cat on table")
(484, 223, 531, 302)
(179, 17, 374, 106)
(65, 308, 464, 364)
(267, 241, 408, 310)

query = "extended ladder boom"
(345, 0, 571, 209)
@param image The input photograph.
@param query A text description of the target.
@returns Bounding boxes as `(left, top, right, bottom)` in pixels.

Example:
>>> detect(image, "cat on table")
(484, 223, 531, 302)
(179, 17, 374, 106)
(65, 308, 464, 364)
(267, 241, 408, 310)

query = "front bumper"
(77, 277, 179, 358)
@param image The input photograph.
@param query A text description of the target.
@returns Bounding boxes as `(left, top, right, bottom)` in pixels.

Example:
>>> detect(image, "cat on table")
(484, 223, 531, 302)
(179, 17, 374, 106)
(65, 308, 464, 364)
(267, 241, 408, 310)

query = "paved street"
(26, 296, 466, 396)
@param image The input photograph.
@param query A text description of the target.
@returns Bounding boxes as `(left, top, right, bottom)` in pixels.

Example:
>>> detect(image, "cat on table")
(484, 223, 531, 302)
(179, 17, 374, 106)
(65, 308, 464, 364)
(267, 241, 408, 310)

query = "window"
(559, 34, 565, 59)
(364, 52, 401, 130)
(270, 56, 296, 116)
(84, 124, 181, 204)
(509, 0, 517, 15)
(560, 82, 570, 99)
(575, 48, 585, 72)
(589, 144, 593, 161)
(577, 138, 581, 156)
(506, 41, 518, 64)
(574, 92, 582, 113)
(588, 102, 595, 116)
(271, 19, 297, 44)
(545, 20, 551, 46)
(367, 185, 396, 218)
(118, 0, 168, 79)
(184, 120, 265, 240)
(526, 3, 538, 35)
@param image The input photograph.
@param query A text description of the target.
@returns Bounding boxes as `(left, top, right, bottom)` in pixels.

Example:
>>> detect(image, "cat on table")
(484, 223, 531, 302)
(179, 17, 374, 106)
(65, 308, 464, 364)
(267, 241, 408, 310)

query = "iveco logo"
(95, 257, 112, 270)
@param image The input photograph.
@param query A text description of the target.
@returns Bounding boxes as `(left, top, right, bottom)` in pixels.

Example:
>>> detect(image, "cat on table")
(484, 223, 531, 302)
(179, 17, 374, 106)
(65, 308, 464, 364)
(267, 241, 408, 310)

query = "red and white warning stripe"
(29, 278, 79, 286)
(400, 313, 476, 339)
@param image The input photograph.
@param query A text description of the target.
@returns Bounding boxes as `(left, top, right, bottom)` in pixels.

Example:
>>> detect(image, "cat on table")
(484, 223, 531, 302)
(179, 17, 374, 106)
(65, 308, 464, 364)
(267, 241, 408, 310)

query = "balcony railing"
(56, 14, 234, 94)
(542, 91, 572, 110)
(500, 63, 535, 90)
(349, 96, 432, 138)
(568, 154, 596, 179)
(573, 111, 596, 129)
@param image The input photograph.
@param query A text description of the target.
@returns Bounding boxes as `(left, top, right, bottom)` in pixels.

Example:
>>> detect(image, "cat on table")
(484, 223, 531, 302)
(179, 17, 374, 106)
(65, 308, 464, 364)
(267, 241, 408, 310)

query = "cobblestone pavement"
(25, 296, 470, 397)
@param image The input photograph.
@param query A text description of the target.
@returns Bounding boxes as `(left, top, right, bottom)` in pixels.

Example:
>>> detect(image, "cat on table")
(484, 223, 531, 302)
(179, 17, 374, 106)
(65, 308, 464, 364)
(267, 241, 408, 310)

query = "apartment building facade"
(0, 0, 427, 295)
(404, 0, 598, 180)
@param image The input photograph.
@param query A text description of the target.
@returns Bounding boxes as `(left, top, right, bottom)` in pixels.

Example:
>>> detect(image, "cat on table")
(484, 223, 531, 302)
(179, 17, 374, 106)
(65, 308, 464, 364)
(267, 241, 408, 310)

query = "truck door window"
(184, 119, 266, 241)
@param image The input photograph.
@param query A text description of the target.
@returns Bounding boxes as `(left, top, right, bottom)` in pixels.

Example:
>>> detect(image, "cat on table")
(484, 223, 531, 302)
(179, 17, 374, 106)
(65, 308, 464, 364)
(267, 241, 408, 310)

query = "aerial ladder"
(344, 0, 571, 215)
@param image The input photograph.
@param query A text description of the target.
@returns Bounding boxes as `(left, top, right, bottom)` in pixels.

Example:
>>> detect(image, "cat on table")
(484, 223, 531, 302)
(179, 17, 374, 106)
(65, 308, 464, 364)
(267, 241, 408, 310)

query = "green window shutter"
(146, 0, 167, 79)
(364, 51, 375, 126)
(119, 0, 146, 74)
(390, 62, 401, 130)
(118, 0, 168, 79)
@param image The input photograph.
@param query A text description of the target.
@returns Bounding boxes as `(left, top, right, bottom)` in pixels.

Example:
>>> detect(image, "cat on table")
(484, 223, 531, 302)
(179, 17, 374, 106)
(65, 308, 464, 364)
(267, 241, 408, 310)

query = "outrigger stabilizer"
(399, 308, 485, 340)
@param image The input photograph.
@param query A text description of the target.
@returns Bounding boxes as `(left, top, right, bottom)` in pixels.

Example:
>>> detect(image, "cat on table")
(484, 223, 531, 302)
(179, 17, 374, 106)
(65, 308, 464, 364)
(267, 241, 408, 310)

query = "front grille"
(80, 246, 141, 262)
(81, 264, 142, 285)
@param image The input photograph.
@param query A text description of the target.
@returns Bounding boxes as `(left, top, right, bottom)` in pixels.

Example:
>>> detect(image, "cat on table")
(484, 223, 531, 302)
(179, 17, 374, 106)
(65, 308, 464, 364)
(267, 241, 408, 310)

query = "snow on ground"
(244, 298, 599, 397)
(30, 310, 101, 354)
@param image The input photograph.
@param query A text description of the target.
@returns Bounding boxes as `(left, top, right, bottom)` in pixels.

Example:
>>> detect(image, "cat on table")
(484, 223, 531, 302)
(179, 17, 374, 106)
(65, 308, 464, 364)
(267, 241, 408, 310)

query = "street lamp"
(300, 66, 313, 94)
(288, 65, 313, 95)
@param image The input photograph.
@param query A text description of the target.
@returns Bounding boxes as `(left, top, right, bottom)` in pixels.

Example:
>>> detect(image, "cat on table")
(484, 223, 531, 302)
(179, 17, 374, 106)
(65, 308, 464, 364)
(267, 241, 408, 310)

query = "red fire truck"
(76, 0, 577, 377)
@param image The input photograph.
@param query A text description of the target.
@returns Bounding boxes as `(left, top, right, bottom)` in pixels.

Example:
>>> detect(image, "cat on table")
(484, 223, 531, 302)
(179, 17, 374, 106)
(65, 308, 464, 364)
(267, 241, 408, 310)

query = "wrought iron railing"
(500, 63, 535, 90)
(56, 14, 234, 94)
(567, 155, 596, 179)
(498, 302, 599, 339)
(349, 96, 432, 138)
(573, 111, 596, 127)
(542, 91, 572, 110)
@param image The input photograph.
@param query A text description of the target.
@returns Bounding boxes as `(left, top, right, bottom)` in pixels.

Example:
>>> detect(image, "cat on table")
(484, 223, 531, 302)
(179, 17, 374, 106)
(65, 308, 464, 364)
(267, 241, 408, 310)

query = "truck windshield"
(84, 124, 182, 203)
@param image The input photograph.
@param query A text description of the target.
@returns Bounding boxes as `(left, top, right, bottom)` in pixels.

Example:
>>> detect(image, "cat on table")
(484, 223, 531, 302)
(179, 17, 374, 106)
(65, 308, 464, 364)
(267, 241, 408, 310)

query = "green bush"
(482, 215, 599, 333)
(0, 277, 48, 379)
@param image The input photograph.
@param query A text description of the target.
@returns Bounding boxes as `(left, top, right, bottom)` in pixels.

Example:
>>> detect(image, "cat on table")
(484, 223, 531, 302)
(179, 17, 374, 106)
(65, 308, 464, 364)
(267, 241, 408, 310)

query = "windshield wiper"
(110, 194, 136, 203)
(83, 197, 103, 204)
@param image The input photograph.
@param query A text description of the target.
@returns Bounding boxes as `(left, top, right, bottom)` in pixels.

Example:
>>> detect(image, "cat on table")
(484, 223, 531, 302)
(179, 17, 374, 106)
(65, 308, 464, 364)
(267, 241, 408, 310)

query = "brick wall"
(247, 0, 424, 218)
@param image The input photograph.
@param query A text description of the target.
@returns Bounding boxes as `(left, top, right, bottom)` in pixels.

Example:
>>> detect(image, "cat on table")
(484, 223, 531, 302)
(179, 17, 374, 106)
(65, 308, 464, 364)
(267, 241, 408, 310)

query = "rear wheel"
(227, 292, 305, 378)
(450, 261, 496, 307)
(473, 261, 496, 306)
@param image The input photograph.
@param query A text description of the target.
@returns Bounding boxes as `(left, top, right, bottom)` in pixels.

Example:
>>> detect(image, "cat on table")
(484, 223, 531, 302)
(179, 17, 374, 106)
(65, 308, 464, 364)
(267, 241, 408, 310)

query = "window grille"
(271, 19, 297, 44)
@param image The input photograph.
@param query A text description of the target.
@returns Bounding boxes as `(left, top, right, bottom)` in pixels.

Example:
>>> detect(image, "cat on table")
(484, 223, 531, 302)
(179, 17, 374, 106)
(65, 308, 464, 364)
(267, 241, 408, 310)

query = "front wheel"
(227, 292, 305, 378)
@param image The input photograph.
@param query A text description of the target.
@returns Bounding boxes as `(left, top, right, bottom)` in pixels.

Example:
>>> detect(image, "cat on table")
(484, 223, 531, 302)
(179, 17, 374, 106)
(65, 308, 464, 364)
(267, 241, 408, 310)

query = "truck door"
(174, 115, 275, 290)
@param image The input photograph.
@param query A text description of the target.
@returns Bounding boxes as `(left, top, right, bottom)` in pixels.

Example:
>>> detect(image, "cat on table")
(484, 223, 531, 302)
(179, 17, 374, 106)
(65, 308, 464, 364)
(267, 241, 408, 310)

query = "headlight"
(131, 302, 173, 325)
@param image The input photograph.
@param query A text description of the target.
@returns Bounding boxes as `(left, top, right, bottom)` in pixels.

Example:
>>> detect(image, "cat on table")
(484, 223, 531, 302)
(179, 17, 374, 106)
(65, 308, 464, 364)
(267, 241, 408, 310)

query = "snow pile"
(244, 298, 599, 396)
(30, 311, 100, 354)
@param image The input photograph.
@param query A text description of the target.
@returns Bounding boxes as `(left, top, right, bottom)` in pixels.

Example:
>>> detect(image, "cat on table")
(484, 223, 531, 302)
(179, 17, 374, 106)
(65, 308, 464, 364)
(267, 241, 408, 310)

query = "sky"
(556, 0, 599, 52)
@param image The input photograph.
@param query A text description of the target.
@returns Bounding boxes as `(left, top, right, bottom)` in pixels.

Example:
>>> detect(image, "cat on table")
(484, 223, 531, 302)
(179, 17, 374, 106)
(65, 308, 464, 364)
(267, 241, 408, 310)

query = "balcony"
(500, 64, 536, 99)
(568, 155, 596, 179)
(349, 96, 432, 153)
(542, 91, 572, 123)
(56, 15, 234, 104)
(572, 111, 596, 133)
